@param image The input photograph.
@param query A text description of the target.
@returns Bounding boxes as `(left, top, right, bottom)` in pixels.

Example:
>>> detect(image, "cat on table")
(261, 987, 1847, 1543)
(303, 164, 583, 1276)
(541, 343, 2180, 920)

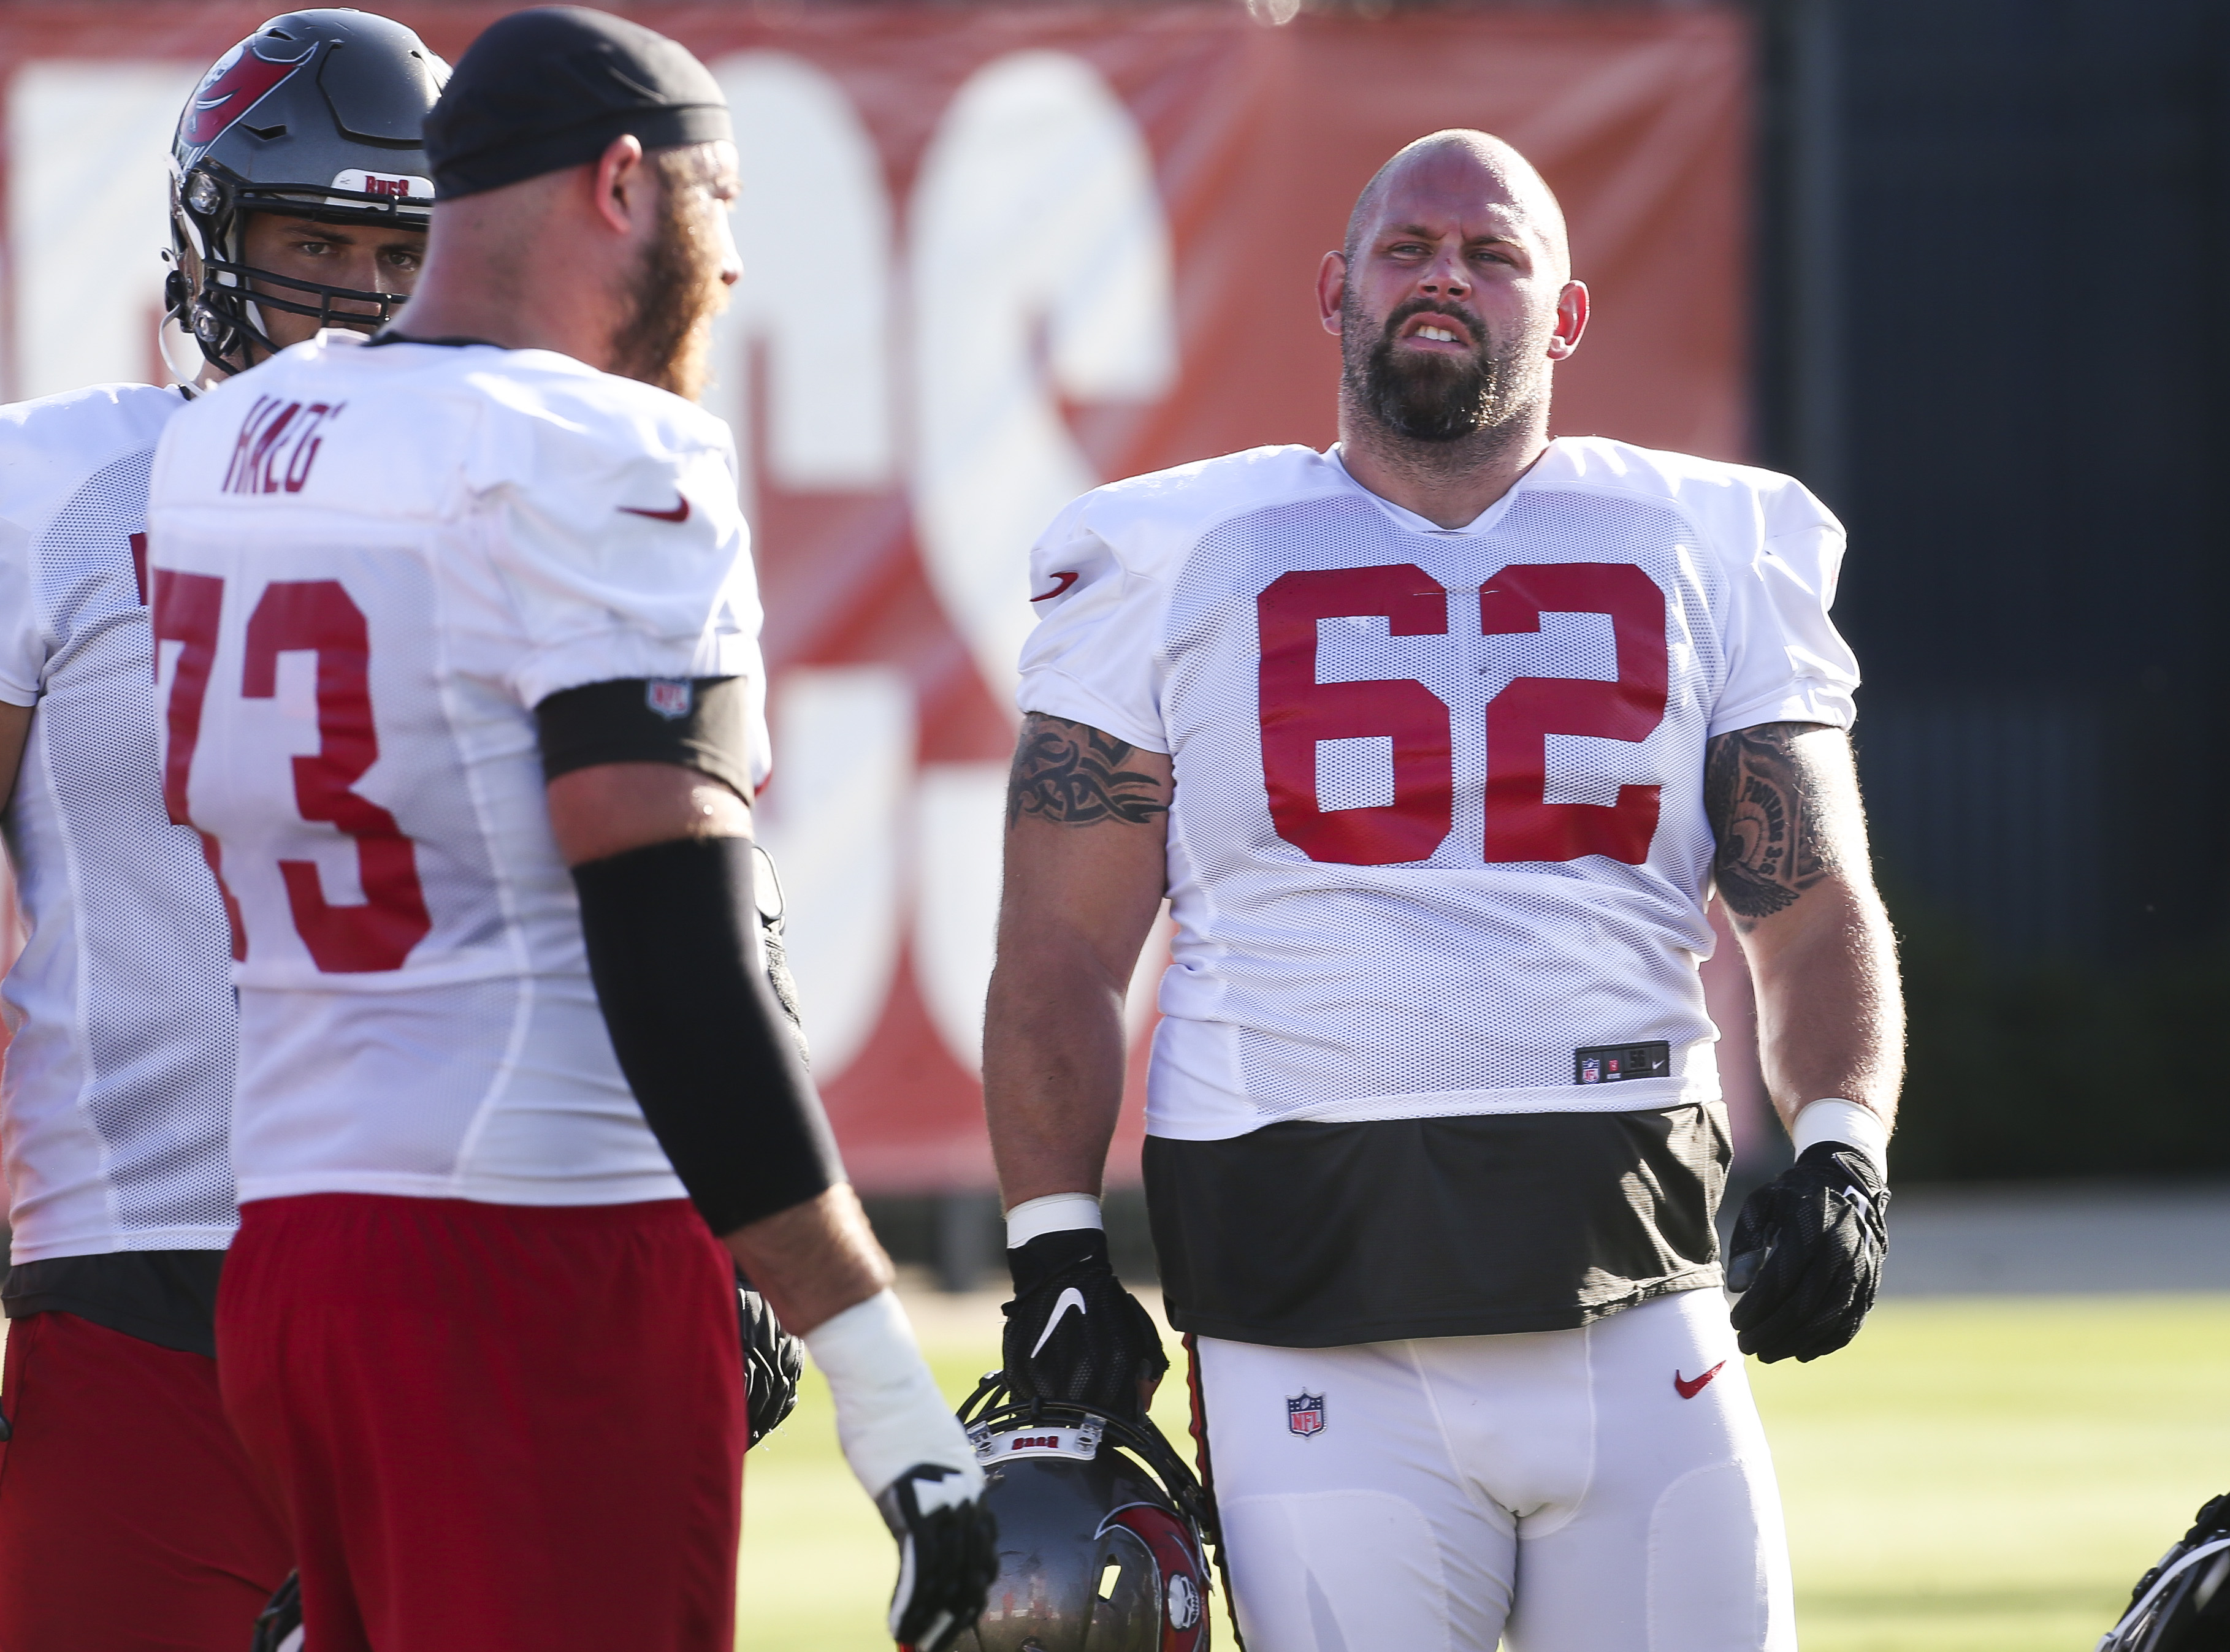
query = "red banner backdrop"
(0, 3, 1752, 1192)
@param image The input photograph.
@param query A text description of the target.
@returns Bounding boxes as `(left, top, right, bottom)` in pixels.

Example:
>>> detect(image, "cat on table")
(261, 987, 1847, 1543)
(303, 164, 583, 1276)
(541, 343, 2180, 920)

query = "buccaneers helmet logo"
(180, 37, 316, 149)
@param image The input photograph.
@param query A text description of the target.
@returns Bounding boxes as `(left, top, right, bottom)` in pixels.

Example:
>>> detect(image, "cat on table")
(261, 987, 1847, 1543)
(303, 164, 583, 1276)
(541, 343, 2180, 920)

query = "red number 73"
(152, 571, 430, 973)
(1256, 561, 1670, 867)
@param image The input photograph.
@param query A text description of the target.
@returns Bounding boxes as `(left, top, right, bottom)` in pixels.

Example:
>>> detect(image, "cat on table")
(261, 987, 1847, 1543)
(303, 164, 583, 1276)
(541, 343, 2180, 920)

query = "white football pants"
(1193, 1288, 1795, 1652)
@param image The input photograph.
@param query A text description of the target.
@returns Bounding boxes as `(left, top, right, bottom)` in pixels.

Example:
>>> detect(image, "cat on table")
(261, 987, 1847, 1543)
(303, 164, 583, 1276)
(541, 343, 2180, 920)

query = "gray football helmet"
(952, 1376, 1223, 1652)
(166, 10, 446, 374)
(2099, 1494, 2230, 1651)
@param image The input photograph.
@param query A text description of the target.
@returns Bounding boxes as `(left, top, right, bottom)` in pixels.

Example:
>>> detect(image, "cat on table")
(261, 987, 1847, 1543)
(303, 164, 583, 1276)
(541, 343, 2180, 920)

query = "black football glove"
(1727, 1141, 1890, 1363)
(737, 1283, 804, 1447)
(1001, 1227, 1167, 1421)
(877, 1462, 999, 1652)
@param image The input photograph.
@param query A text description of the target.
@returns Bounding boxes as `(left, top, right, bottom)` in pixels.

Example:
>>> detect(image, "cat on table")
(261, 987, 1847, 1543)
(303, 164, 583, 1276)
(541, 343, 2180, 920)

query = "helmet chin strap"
(157, 312, 207, 388)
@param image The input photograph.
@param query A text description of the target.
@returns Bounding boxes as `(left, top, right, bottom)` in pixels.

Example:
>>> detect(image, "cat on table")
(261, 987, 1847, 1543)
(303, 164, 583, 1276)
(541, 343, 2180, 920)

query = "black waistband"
(1145, 1106, 1727, 1347)
(3, 1249, 227, 1358)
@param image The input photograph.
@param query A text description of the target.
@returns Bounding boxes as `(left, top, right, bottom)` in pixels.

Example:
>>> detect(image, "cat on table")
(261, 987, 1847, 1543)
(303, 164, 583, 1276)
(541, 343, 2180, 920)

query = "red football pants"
(0, 1308, 292, 1652)
(218, 1193, 746, 1652)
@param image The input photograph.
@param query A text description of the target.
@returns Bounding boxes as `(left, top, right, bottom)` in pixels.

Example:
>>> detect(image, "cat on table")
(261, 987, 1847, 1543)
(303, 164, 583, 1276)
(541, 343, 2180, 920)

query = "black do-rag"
(423, 7, 729, 200)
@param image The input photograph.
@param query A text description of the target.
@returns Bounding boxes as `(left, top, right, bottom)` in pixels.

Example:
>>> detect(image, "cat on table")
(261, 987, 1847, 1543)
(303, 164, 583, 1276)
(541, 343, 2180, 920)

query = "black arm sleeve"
(571, 835, 844, 1234)
(535, 677, 756, 801)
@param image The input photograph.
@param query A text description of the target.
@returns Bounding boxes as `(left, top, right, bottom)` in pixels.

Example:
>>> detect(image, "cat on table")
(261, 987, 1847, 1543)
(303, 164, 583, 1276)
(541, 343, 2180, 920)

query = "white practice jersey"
(146, 333, 767, 1208)
(1018, 439, 1858, 1143)
(0, 382, 241, 1263)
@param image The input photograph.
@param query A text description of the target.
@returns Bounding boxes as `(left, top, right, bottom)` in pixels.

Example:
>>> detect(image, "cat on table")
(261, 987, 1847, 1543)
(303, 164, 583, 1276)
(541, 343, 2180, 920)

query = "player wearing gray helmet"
(0, 15, 440, 1649)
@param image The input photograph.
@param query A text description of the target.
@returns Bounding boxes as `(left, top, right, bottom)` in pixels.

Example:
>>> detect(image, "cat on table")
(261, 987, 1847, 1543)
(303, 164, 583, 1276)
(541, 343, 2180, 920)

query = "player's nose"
(1417, 253, 1470, 300)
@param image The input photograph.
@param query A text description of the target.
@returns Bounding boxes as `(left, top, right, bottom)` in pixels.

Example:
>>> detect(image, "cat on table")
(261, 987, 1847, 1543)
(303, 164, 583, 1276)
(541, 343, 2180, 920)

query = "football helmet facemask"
(949, 1373, 1228, 1652)
(167, 10, 446, 378)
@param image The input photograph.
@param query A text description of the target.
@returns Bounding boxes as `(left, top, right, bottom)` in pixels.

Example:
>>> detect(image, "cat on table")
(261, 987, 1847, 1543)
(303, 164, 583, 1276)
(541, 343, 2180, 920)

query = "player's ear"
(592, 134, 648, 238)
(1545, 280, 1589, 361)
(1318, 251, 1347, 337)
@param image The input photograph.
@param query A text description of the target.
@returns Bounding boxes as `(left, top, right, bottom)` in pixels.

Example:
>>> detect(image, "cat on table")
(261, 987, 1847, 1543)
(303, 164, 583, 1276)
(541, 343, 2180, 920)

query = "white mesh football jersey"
(0, 382, 242, 1263)
(145, 334, 768, 1208)
(1017, 439, 1858, 1141)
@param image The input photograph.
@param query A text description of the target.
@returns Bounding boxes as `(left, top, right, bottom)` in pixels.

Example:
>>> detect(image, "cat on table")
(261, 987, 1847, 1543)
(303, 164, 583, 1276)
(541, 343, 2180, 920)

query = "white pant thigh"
(1502, 1289, 1795, 1652)
(1193, 1336, 1511, 1652)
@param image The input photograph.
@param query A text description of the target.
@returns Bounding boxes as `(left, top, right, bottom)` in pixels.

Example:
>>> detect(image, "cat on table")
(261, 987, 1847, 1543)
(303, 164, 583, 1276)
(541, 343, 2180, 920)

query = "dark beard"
(608, 173, 725, 400)
(1343, 293, 1530, 444)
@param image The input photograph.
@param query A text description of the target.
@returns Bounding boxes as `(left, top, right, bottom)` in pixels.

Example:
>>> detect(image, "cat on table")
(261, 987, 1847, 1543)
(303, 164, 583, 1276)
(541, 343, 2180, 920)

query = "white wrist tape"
(1005, 1192, 1103, 1249)
(1792, 1098, 1889, 1179)
(802, 1288, 982, 1502)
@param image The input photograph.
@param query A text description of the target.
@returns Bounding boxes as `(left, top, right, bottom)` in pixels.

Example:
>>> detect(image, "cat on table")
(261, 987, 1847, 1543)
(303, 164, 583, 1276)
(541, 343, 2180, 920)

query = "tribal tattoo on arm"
(1703, 722, 1839, 929)
(1006, 715, 1170, 828)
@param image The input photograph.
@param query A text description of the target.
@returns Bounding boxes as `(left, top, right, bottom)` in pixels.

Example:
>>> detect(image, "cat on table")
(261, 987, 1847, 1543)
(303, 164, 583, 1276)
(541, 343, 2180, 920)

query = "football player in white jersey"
(985, 130, 1903, 1650)
(145, 12, 995, 1651)
(0, 13, 439, 1650)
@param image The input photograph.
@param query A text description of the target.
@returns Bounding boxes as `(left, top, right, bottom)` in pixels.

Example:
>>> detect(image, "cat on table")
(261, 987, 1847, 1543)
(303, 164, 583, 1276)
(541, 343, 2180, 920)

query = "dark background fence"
(1750, 0, 2230, 1180)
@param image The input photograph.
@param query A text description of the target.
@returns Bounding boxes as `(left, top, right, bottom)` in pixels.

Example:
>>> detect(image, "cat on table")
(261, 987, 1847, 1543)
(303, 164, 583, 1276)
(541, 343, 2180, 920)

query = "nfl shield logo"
(644, 679, 692, 720)
(1579, 1057, 1601, 1084)
(1286, 1393, 1326, 1437)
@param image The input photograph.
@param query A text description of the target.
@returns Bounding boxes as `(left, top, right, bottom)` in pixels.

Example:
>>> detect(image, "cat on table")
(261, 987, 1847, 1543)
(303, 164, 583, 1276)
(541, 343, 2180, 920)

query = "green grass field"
(737, 1291, 2230, 1651)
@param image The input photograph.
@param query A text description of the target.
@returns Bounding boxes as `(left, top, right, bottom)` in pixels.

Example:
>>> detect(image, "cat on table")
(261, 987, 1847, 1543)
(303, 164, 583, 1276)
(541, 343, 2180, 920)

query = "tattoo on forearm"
(1006, 715, 1169, 828)
(1705, 723, 1833, 926)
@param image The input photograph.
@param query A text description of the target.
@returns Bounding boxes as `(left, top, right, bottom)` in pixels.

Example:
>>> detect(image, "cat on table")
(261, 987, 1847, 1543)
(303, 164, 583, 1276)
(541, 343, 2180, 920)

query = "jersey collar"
(1325, 437, 1576, 537)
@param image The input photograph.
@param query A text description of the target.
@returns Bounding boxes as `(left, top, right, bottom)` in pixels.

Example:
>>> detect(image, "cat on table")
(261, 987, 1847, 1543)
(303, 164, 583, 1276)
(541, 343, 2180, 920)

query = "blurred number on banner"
(755, 666, 911, 1077)
(904, 52, 1177, 1076)
(909, 50, 1178, 697)
(4, 51, 1178, 1092)
(9, 61, 203, 398)
(717, 50, 1179, 1083)
(706, 52, 896, 519)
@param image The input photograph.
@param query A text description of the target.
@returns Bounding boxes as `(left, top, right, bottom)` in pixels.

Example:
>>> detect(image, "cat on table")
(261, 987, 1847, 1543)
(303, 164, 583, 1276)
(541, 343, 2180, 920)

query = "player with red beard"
(147, 11, 995, 1650)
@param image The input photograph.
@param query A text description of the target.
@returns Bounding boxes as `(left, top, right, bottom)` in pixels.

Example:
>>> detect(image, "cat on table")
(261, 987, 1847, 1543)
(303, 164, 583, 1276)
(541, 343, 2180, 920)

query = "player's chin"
(1370, 362, 1492, 441)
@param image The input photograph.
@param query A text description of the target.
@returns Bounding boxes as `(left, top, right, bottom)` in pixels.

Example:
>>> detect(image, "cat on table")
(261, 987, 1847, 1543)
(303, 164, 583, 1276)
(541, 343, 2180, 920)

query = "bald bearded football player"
(985, 130, 1903, 1650)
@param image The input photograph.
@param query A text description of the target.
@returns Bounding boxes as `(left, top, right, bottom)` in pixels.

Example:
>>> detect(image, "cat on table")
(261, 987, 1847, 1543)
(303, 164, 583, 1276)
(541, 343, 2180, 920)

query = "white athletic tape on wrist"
(1792, 1098, 1889, 1180)
(803, 1288, 982, 1502)
(1004, 1192, 1104, 1249)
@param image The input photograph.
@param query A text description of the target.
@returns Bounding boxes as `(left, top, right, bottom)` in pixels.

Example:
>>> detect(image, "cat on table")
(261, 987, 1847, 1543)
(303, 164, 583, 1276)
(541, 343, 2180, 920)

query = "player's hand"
(1002, 1227, 1168, 1420)
(877, 1462, 999, 1652)
(1726, 1141, 1890, 1363)
(738, 1284, 804, 1447)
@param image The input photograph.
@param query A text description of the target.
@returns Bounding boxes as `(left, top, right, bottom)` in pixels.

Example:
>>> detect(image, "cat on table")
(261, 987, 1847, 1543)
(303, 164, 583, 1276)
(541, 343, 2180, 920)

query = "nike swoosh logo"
(1674, 1361, 1726, 1399)
(619, 496, 690, 523)
(1029, 1287, 1088, 1359)
(1030, 571, 1079, 601)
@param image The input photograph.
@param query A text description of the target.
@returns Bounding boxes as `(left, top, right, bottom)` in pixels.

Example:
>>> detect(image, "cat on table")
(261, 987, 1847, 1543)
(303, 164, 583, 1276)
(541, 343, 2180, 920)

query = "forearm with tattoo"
(1704, 722, 1842, 930)
(1006, 715, 1170, 828)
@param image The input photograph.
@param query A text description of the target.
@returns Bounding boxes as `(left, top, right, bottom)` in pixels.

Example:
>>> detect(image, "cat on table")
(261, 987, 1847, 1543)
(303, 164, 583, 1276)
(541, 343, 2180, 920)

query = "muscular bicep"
(0, 700, 29, 815)
(998, 714, 1172, 986)
(545, 762, 750, 867)
(1703, 721, 1872, 935)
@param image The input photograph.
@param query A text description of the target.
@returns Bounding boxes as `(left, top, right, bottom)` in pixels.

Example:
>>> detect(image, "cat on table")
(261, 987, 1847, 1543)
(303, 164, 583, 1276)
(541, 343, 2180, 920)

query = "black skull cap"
(423, 6, 728, 200)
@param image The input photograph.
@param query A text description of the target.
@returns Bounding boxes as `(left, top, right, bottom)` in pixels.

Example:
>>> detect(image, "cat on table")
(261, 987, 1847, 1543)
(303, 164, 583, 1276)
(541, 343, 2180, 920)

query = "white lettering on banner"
(9, 61, 203, 398)
(914, 761, 1172, 1076)
(754, 667, 911, 1077)
(7, 54, 1176, 1086)
(913, 763, 1007, 1075)
(907, 50, 1179, 699)
(706, 51, 896, 523)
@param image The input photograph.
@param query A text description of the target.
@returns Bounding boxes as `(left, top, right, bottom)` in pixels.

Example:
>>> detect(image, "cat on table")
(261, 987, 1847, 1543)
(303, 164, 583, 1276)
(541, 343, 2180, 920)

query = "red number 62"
(1256, 561, 1668, 868)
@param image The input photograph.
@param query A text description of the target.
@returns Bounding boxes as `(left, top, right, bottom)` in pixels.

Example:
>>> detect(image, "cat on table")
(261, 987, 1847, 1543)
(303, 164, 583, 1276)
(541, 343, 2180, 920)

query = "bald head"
(1343, 130, 1570, 282)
